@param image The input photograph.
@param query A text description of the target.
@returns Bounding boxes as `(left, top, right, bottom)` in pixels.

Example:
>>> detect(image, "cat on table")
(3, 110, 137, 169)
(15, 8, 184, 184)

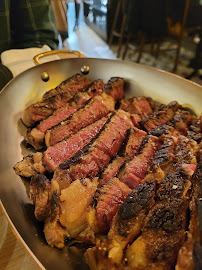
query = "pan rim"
(1, 58, 201, 96)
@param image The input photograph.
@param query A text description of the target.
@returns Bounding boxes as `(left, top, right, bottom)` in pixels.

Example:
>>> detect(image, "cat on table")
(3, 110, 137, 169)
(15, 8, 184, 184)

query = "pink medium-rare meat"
(99, 157, 125, 186)
(25, 80, 105, 150)
(99, 127, 147, 186)
(42, 74, 91, 99)
(22, 74, 91, 127)
(68, 110, 133, 181)
(44, 117, 108, 172)
(118, 135, 161, 189)
(25, 106, 78, 150)
(96, 178, 131, 233)
(38, 106, 78, 133)
(104, 77, 124, 102)
(38, 79, 105, 133)
(124, 127, 147, 158)
(120, 97, 153, 117)
(45, 93, 115, 147)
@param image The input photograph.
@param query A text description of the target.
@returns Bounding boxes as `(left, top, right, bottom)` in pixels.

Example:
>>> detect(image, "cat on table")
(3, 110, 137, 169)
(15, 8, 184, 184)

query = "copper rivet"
(81, 65, 90, 75)
(41, 72, 49, 82)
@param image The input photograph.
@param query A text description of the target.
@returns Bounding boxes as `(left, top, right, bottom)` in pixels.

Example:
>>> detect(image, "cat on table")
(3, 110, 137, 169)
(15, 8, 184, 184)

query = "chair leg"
(117, 14, 127, 58)
(150, 39, 155, 55)
(155, 39, 161, 59)
(122, 32, 132, 60)
(173, 0, 190, 73)
(136, 33, 145, 63)
(108, 0, 122, 48)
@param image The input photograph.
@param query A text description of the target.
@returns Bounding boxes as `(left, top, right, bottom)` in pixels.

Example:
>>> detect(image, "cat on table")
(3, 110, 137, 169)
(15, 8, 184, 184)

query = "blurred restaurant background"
(54, 0, 202, 84)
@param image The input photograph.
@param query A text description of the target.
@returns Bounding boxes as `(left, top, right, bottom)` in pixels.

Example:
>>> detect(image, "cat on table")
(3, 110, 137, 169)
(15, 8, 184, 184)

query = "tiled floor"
(62, 2, 116, 59)
(63, 2, 202, 85)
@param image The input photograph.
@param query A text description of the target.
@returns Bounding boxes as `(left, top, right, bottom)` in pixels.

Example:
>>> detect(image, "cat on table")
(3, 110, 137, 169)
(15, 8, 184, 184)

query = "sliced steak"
(44, 117, 108, 172)
(139, 101, 179, 131)
(99, 127, 147, 186)
(120, 96, 153, 116)
(68, 110, 133, 181)
(25, 79, 104, 150)
(22, 74, 91, 127)
(176, 150, 202, 269)
(96, 178, 131, 233)
(148, 124, 175, 137)
(187, 116, 202, 143)
(125, 139, 198, 270)
(45, 93, 115, 147)
(42, 74, 91, 99)
(104, 77, 124, 102)
(144, 136, 176, 183)
(118, 135, 161, 189)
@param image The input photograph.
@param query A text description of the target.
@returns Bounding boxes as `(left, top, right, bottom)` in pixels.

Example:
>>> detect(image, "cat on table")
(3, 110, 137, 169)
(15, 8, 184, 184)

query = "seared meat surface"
(22, 74, 91, 127)
(25, 79, 105, 150)
(45, 93, 115, 146)
(13, 74, 202, 270)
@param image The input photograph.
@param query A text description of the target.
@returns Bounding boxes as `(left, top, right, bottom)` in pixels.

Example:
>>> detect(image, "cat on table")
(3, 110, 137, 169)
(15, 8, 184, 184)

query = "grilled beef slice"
(25, 79, 104, 150)
(67, 110, 133, 181)
(104, 77, 124, 102)
(42, 74, 91, 99)
(187, 116, 202, 143)
(45, 93, 115, 147)
(125, 137, 198, 270)
(93, 181, 157, 266)
(44, 117, 108, 172)
(120, 96, 153, 116)
(139, 101, 179, 131)
(120, 97, 154, 127)
(99, 127, 147, 186)
(22, 74, 91, 127)
(144, 136, 176, 183)
(96, 178, 132, 233)
(176, 150, 202, 270)
(118, 135, 161, 189)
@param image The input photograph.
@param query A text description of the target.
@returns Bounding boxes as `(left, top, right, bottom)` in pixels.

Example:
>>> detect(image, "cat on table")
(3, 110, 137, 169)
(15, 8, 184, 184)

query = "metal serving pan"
(0, 57, 201, 269)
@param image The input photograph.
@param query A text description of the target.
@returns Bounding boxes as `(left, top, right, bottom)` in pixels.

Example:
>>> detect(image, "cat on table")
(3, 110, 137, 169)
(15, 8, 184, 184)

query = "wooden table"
(0, 204, 42, 270)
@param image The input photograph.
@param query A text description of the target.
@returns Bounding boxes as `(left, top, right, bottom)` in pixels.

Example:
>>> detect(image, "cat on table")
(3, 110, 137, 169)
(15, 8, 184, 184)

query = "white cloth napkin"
(1, 45, 59, 77)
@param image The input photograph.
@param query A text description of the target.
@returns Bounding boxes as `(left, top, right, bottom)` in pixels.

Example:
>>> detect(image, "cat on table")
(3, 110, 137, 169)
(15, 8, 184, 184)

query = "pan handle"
(33, 50, 84, 65)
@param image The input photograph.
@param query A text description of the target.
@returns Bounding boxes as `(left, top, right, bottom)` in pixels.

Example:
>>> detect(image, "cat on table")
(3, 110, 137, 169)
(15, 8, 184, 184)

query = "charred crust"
(150, 137, 174, 169)
(187, 131, 202, 143)
(148, 124, 174, 137)
(118, 181, 157, 220)
(30, 174, 50, 190)
(137, 136, 150, 155)
(115, 128, 133, 157)
(103, 77, 123, 92)
(50, 190, 60, 220)
(145, 201, 184, 232)
(157, 170, 189, 202)
(193, 242, 202, 270)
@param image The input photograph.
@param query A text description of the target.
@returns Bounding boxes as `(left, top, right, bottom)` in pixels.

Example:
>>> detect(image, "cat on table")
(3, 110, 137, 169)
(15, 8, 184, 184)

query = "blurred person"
(52, 0, 68, 42)
(0, 0, 59, 56)
(66, 0, 81, 31)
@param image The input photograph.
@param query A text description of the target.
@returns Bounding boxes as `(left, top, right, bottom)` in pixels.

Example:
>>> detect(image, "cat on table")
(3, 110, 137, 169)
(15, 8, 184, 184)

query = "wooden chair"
(122, 0, 190, 73)
(108, 0, 128, 58)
